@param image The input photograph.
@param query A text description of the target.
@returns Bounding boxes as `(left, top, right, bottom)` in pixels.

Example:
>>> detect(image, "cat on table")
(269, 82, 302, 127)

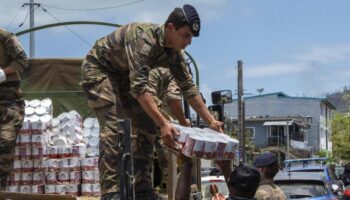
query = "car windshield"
(275, 181, 327, 199)
(201, 181, 229, 200)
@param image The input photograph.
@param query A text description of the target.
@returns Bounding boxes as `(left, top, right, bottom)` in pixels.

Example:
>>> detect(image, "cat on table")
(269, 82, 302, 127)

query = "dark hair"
(210, 184, 219, 195)
(165, 8, 189, 30)
(228, 165, 260, 198)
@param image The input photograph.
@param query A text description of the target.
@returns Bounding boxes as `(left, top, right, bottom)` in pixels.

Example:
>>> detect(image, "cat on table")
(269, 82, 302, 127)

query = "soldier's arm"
(162, 72, 190, 126)
(169, 51, 199, 99)
(4, 35, 29, 75)
(168, 52, 222, 131)
(167, 99, 190, 127)
(136, 92, 179, 148)
(125, 30, 180, 147)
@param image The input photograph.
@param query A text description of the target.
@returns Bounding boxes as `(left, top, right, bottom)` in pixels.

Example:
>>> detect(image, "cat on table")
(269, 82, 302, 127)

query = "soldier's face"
(166, 23, 193, 51)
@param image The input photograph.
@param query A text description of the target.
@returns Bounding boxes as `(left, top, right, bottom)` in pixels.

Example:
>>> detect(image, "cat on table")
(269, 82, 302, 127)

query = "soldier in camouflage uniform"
(81, 4, 224, 200)
(146, 66, 191, 191)
(254, 153, 287, 200)
(0, 28, 28, 190)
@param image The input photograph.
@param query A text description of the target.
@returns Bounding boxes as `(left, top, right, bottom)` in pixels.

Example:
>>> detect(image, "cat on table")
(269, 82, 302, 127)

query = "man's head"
(164, 4, 200, 51)
(228, 165, 260, 198)
(254, 152, 279, 180)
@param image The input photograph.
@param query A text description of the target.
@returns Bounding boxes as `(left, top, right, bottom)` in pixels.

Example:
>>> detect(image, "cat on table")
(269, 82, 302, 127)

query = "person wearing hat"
(0, 28, 28, 191)
(81, 4, 224, 200)
(253, 152, 286, 200)
(227, 165, 261, 200)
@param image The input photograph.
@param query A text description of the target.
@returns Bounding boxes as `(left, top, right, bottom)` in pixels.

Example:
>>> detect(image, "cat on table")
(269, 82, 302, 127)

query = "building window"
(320, 104, 324, 116)
(245, 127, 255, 139)
(270, 126, 285, 137)
(289, 125, 305, 142)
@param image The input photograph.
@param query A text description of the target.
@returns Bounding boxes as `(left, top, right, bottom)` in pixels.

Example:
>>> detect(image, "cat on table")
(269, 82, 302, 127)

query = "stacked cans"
(83, 118, 100, 158)
(44, 149, 82, 195)
(7, 98, 100, 196)
(173, 124, 239, 160)
(44, 110, 86, 195)
(8, 99, 52, 193)
(81, 157, 100, 196)
(50, 110, 85, 146)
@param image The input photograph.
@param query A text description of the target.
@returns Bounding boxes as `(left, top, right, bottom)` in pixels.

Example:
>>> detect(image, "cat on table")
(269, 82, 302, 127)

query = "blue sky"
(1, 0, 350, 104)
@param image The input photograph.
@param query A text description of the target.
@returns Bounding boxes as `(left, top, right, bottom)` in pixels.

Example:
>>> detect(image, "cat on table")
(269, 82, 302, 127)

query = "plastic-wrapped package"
(170, 123, 239, 160)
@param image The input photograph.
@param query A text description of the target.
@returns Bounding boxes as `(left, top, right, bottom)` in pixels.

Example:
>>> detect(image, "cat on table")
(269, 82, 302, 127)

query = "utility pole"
(286, 122, 290, 159)
(23, 0, 40, 58)
(237, 60, 246, 163)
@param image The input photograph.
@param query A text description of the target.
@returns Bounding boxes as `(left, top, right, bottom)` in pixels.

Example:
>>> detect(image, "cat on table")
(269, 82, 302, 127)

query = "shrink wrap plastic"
(172, 124, 238, 160)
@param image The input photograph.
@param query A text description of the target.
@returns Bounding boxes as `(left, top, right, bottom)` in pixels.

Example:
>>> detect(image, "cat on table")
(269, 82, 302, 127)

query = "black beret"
(253, 152, 277, 167)
(182, 4, 200, 37)
(228, 165, 260, 193)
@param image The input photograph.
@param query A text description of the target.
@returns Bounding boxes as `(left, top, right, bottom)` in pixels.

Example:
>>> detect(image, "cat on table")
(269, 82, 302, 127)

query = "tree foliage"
(331, 112, 350, 161)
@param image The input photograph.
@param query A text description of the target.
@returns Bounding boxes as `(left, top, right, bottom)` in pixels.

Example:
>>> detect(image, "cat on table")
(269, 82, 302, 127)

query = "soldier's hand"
(209, 120, 223, 133)
(179, 118, 191, 127)
(160, 122, 179, 148)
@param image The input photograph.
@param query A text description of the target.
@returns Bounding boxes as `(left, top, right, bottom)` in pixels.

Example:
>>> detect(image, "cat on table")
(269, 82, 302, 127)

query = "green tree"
(343, 92, 350, 111)
(331, 112, 350, 161)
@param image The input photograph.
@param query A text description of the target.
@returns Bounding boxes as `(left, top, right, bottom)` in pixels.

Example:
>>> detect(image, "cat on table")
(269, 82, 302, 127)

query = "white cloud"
(245, 62, 308, 78)
(296, 44, 350, 63)
(230, 44, 350, 79)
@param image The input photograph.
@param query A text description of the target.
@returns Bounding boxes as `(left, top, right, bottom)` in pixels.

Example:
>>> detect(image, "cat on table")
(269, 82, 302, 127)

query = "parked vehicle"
(344, 185, 350, 200)
(284, 157, 344, 198)
(201, 176, 229, 200)
(334, 165, 345, 180)
(201, 167, 219, 177)
(275, 171, 339, 200)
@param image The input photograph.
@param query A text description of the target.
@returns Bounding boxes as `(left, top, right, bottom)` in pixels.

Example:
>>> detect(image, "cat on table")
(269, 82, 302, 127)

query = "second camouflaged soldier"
(146, 66, 190, 192)
(0, 28, 28, 190)
(254, 152, 287, 200)
(81, 4, 224, 200)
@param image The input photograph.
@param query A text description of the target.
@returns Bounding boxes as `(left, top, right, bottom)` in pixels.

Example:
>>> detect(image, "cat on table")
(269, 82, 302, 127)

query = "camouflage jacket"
(148, 66, 182, 120)
(0, 29, 28, 105)
(0, 28, 28, 82)
(148, 66, 182, 104)
(82, 22, 199, 99)
(254, 182, 287, 200)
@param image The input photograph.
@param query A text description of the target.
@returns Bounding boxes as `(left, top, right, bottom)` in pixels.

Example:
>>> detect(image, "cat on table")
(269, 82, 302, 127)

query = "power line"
(13, 5, 37, 32)
(6, 6, 24, 30)
(40, 0, 145, 11)
(40, 6, 92, 47)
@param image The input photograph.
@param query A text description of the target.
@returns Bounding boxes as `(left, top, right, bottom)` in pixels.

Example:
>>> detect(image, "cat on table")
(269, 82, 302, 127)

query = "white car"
(201, 175, 229, 200)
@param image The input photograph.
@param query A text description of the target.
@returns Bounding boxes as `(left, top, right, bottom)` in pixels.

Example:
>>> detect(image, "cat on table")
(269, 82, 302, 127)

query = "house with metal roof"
(224, 92, 336, 158)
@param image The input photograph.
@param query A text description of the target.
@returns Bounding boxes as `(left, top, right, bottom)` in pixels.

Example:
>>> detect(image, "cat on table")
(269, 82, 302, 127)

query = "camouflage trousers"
(0, 101, 24, 181)
(82, 61, 159, 195)
(154, 134, 168, 188)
